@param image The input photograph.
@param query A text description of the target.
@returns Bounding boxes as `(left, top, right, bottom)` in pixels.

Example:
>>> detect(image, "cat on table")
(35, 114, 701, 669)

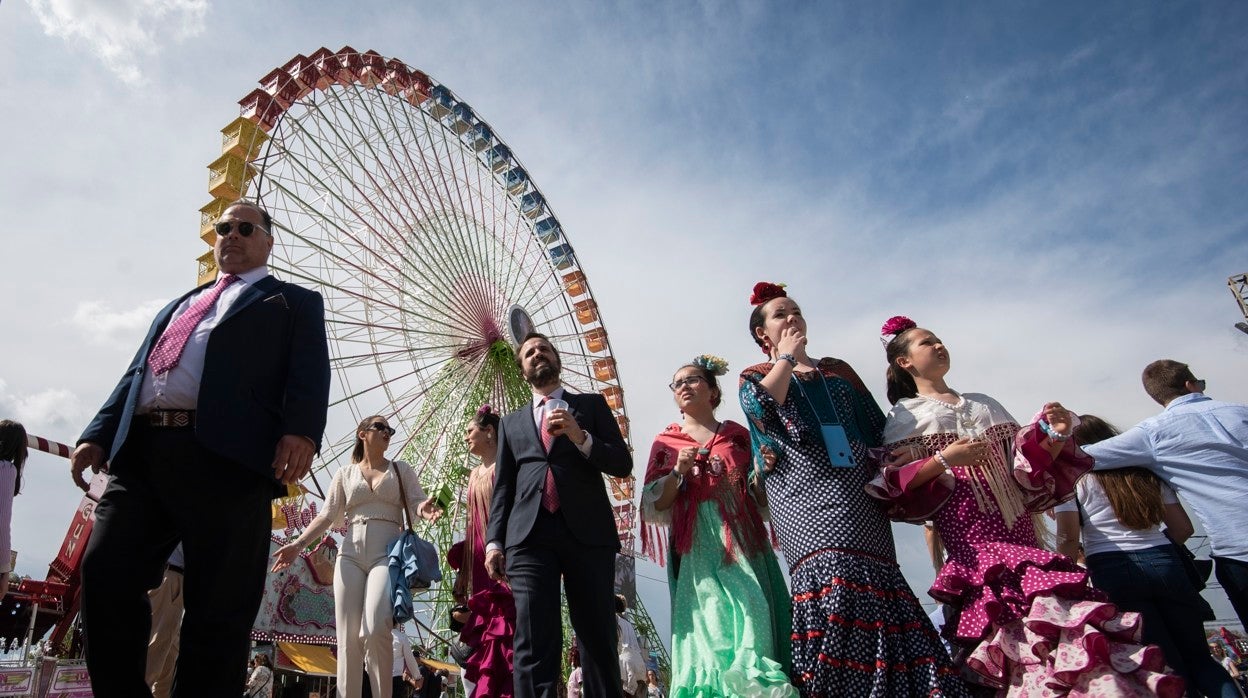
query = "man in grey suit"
(485, 332, 632, 698)
(70, 200, 330, 697)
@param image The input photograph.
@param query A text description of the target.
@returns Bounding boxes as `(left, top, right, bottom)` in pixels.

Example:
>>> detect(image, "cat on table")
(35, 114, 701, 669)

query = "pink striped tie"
(540, 398, 559, 512)
(147, 275, 239, 375)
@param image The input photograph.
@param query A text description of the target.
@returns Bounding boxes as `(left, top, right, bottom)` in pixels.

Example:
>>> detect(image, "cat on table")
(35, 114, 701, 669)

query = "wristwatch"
(777, 353, 797, 365)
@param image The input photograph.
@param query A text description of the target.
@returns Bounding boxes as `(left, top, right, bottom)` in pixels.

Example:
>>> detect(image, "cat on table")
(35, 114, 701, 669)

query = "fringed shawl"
(639, 421, 775, 567)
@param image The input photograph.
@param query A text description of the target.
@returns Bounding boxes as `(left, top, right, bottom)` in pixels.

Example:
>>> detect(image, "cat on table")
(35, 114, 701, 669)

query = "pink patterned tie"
(540, 398, 559, 512)
(147, 275, 239, 375)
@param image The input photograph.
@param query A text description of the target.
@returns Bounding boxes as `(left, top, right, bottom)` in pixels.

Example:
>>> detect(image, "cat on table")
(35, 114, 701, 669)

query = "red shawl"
(640, 421, 773, 566)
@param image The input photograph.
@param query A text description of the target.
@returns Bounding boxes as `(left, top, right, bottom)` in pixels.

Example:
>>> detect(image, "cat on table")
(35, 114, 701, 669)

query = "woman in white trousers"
(273, 415, 440, 698)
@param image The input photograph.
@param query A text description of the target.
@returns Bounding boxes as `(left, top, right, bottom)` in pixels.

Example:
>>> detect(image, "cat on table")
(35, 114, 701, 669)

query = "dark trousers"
(81, 423, 274, 698)
(1088, 545, 1239, 698)
(1214, 556, 1248, 633)
(507, 508, 622, 698)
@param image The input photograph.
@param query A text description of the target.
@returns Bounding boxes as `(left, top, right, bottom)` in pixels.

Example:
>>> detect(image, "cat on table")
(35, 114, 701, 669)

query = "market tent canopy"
(274, 641, 460, 677)
(419, 657, 461, 676)
(277, 642, 336, 676)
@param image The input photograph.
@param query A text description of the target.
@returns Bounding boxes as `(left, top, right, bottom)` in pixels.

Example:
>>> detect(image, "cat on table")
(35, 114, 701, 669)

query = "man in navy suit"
(69, 200, 330, 697)
(485, 332, 632, 698)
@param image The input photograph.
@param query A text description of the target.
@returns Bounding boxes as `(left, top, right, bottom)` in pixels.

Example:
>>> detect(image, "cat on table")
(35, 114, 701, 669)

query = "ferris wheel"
(195, 47, 665, 667)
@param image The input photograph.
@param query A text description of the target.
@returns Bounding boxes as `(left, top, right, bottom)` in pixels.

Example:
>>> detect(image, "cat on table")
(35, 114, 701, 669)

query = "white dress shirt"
(138, 267, 270, 412)
(531, 387, 594, 456)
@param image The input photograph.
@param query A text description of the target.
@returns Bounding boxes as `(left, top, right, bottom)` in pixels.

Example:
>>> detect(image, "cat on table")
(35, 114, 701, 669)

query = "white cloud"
(25, 0, 208, 85)
(70, 299, 168, 347)
(0, 379, 88, 441)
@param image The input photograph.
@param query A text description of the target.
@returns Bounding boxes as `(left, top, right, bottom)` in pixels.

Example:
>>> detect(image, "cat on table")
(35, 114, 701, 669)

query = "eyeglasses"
(668, 376, 706, 392)
(214, 221, 269, 238)
(367, 422, 396, 436)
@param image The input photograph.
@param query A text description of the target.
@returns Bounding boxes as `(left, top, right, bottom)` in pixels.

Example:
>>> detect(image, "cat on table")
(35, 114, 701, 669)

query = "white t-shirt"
(1055, 475, 1178, 556)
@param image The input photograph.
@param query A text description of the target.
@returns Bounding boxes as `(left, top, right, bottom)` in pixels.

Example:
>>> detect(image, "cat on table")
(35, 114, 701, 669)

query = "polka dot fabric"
(740, 359, 968, 697)
(881, 394, 1185, 696)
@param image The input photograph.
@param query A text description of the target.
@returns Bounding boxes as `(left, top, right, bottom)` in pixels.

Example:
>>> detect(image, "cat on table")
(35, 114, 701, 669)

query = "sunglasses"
(366, 422, 396, 436)
(668, 375, 706, 392)
(214, 221, 269, 238)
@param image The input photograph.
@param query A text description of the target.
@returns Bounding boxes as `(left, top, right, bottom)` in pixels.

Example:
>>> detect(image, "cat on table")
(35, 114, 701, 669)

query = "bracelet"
(933, 451, 952, 473)
(672, 470, 687, 492)
(1038, 420, 1070, 442)
(777, 353, 797, 366)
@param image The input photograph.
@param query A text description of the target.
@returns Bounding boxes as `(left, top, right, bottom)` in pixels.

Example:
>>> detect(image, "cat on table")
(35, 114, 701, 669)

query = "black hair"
(0, 420, 28, 496)
(471, 407, 500, 433)
(884, 329, 920, 404)
(226, 199, 274, 234)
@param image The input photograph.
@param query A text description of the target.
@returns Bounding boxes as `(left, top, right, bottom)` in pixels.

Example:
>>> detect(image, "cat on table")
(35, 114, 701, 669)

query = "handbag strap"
(389, 460, 415, 533)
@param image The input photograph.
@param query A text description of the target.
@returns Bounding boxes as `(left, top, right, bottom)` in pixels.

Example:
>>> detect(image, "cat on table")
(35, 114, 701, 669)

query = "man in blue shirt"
(1082, 360, 1248, 628)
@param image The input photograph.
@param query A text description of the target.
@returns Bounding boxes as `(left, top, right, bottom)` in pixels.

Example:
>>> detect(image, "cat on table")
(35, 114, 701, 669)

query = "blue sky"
(2, 0, 1247, 648)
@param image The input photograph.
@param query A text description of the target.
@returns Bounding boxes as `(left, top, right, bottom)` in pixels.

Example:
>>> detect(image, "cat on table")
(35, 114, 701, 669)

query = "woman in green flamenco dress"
(640, 355, 796, 698)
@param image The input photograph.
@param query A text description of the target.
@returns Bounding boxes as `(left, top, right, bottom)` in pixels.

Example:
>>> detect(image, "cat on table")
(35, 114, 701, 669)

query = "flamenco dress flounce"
(458, 580, 516, 697)
(868, 416, 1185, 697)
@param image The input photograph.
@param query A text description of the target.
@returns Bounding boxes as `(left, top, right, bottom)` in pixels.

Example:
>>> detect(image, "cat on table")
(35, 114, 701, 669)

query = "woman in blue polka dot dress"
(738, 282, 967, 698)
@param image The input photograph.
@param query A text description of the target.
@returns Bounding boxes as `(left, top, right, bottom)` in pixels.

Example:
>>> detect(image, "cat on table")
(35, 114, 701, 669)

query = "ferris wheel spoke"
(395, 104, 508, 295)
(329, 351, 456, 408)
(323, 86, 491, 311)
(263, 176, 486, 339)
(306, 90, 438, 251)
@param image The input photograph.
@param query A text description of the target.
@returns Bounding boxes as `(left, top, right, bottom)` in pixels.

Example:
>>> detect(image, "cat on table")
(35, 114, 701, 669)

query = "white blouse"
(321, 459, 428, 529)
(1055, 475, 1177, 556)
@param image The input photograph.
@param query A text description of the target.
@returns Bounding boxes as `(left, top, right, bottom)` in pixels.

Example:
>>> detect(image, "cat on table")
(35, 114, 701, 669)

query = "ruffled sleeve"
(1012, 410, 1094, 511)
(866, 440, 956, 522)
(866, 402, 956, 522)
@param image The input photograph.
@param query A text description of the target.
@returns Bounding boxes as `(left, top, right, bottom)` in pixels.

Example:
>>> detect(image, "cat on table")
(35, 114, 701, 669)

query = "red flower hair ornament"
(880, 316, 917, 347)
(749, 282, 788, 306)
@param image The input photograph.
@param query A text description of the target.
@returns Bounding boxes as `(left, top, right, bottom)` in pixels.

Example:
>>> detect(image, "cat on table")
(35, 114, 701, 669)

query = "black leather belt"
(167, 563, 185, 575)
(140, 409, 195, 428)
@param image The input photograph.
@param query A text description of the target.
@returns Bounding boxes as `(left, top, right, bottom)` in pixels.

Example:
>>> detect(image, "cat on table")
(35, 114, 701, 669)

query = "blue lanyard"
(790, 371, 842, 426)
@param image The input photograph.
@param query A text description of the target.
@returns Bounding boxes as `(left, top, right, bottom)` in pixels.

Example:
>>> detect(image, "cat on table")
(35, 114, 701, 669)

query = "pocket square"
(263, 293, 289, 309)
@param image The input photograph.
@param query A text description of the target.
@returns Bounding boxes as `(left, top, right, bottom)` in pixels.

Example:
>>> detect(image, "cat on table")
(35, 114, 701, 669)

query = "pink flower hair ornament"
(477, 404, 493, 416)
(880, 316, 917, 347)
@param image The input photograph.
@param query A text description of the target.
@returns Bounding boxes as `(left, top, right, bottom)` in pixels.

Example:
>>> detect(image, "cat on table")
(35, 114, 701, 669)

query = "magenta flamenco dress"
(868, 393, 1185, 697)
(456, 464, 516, 697)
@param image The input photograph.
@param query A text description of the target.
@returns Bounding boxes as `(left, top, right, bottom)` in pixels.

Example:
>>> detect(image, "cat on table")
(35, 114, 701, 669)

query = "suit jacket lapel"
(217, 275, 281, 327)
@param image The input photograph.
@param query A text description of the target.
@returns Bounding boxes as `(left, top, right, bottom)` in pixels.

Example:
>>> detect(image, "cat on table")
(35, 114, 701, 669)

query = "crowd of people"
(637, 282, 1248, 698)
(0, 197, 1238, 698)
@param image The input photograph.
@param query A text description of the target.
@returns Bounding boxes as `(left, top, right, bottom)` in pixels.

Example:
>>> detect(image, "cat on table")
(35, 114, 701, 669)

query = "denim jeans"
(1214, 556, 1248, 633)
(1088, 544, 1239, 698)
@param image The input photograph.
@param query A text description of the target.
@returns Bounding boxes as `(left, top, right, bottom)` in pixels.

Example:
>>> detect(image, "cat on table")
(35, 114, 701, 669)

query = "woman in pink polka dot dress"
(867, 317, 1184, 697)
